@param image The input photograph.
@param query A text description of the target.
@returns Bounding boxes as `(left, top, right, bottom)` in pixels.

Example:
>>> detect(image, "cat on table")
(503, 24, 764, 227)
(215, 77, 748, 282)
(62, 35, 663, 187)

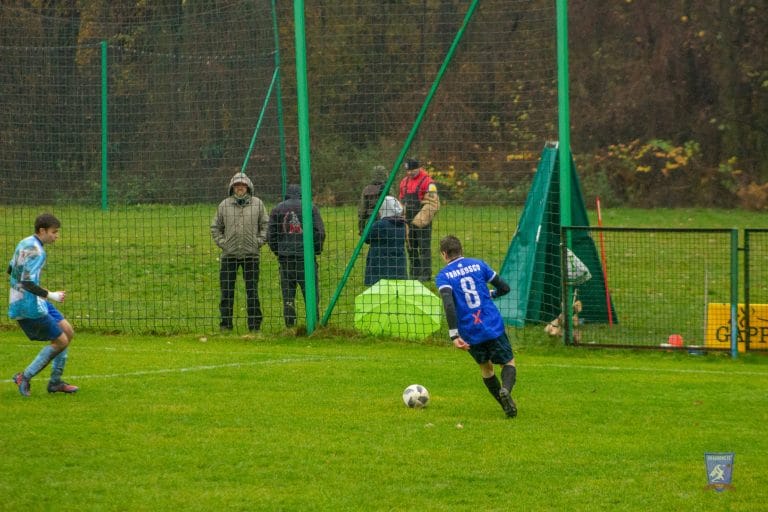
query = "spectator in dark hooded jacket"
(364, 195, 408, 286)
(267, 184, 326, 328)
(358, 165, 390, 236)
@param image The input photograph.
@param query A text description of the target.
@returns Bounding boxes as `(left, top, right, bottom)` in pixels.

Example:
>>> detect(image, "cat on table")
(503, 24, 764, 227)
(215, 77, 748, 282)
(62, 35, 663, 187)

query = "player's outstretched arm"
(489, 274, 510, 299)
(19, 281, 65, 302)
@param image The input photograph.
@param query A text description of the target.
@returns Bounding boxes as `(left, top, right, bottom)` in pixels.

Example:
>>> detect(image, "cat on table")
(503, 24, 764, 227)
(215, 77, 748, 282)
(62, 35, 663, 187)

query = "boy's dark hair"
(439, 235, 463, 259)
(34, 213, 61, 232)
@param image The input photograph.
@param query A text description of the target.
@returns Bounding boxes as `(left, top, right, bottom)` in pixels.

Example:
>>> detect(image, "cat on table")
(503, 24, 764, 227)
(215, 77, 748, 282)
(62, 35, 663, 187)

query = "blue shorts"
(17, 302, 64, 341)
(468, 331, 514, 365)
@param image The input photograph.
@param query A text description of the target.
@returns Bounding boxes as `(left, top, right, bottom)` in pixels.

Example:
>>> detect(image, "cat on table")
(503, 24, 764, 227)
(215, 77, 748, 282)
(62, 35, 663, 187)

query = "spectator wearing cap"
(398, 158, 440, 281)
(364, 196, 408, 286)
(210, 171, 268, 333)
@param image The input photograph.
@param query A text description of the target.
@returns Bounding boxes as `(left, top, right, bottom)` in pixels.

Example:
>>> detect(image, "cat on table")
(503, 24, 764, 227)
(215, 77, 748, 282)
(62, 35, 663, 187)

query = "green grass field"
(2, 207, 767, 509)
(2, 330, 767, 511)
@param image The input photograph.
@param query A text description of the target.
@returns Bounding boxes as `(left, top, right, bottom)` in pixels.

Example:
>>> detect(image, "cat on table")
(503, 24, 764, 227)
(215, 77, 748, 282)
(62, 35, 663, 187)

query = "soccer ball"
(402, 384, 430, 409)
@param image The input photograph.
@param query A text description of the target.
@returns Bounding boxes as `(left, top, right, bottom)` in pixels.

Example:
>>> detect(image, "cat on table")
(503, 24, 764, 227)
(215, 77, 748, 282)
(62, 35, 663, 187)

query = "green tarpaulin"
(496, 145, 617, 327)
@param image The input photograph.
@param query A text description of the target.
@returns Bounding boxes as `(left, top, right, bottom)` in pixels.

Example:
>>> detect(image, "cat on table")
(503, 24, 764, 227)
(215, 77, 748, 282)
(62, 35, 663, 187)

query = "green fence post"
(556, 0, 573, 344)
(293, 0, 318, 334)
(731, 229, 739, 358)
(270, 0, 288, 198)
(101, 40, 108, 211)
(240, 68, 279, 174)
(743, 230, 750, 351)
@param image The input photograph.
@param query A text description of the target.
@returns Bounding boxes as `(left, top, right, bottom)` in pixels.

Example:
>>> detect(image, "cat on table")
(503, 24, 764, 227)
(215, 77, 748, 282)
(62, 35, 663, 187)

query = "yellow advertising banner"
(705, 303, 768, 352)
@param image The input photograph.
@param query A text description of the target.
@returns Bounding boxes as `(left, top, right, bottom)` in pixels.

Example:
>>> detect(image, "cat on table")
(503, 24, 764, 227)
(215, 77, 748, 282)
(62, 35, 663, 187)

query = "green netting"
(0, 1, 557, 335)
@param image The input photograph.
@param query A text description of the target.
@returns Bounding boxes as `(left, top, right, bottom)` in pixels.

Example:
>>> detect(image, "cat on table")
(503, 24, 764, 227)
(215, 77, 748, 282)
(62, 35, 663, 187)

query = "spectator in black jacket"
(364, 196, 408, 286)
(267, 184, 326, 328)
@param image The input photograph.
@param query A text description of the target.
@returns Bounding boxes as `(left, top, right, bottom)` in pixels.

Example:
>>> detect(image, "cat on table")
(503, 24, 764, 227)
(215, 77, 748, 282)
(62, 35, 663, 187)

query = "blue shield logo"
(704, 452, 734, 492)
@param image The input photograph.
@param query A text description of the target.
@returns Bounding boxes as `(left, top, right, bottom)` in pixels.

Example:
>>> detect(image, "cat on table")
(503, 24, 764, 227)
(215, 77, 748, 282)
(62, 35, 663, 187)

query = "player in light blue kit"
(8, 213, 78, 396)
(436, 235, 517, 418)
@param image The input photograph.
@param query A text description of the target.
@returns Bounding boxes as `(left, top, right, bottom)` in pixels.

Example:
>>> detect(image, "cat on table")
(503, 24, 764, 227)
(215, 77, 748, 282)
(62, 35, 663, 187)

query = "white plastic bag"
(566, 248, 591, 285)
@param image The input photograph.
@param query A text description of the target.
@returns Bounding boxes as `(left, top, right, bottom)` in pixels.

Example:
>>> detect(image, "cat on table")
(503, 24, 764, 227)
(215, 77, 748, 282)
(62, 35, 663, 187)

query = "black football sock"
(501, 365, 517, 392)
(483, 375, 503, 404)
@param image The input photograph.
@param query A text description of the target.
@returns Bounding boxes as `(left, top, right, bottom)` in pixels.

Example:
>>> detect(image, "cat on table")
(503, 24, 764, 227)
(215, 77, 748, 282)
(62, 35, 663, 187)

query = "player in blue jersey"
(436, 235, 517, 418)
(8, 213, 78, 396)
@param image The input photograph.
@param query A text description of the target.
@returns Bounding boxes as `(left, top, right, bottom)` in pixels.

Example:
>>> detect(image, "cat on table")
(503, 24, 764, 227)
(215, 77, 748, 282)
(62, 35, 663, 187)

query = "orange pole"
(596, 197, 613, 326)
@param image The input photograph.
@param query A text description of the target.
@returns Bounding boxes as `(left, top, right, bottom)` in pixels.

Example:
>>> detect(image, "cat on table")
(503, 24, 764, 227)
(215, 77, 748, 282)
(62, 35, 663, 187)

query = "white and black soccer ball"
(402, 384, 430, 409)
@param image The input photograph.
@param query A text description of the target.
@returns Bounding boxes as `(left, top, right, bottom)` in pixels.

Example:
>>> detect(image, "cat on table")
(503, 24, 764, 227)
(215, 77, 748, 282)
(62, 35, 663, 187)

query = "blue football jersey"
(8, 235, 48, 320)
(436, 256, 505, 344)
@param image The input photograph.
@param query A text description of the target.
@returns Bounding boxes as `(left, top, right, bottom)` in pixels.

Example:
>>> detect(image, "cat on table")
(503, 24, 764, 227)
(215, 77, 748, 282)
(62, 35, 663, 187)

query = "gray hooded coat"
(210, 173, 268, 258)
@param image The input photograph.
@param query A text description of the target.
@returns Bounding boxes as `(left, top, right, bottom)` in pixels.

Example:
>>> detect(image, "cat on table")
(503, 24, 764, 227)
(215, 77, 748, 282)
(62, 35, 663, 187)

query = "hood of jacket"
(379, 195, 403, 219)
(285, 184, 301, 200)
(228, 173, 254, 196)
(370, 165, 388, 184)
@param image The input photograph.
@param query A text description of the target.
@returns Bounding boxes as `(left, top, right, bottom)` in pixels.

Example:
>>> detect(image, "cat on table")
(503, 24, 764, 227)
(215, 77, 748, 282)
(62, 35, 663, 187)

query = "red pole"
(596, 197, 613, 326)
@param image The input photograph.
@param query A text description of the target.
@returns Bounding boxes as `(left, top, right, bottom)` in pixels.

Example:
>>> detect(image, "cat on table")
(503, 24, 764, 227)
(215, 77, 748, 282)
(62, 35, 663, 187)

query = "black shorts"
(468, 331, 514, 365)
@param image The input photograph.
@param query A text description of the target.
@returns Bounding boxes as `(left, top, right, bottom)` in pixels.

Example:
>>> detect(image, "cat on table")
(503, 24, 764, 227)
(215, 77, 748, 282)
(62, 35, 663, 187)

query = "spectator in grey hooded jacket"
(267, 184, 326, 328)
(211, 172, 268, 332)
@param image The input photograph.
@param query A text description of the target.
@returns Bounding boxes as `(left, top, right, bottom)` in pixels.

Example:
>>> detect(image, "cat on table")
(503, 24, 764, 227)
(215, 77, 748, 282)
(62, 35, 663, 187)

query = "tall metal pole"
(556, 0, 574, 343)
(270, 0, 288, 198)
(101, 40, 108, 211)
(730, 229, 739, 358)
(293, 0, 318, 333)
(240, 68, 279, 174)
(557, 0, 571, 223)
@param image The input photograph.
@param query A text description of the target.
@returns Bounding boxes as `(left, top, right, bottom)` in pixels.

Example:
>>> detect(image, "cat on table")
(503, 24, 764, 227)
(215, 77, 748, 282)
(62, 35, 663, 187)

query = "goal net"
(0, 1, 557, 335)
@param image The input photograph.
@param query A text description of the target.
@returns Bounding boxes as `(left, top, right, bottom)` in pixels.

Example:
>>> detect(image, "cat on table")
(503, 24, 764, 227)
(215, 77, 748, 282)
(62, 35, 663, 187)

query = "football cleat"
(13, 373, 31, 397)
(499, 387, 517, 418)
(47, 381, 79, 394)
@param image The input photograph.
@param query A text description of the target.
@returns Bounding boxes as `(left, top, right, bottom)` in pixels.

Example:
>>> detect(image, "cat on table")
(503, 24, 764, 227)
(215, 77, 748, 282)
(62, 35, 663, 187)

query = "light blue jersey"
(8, 235, 48, 320)
(436, 256, 506, 345)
